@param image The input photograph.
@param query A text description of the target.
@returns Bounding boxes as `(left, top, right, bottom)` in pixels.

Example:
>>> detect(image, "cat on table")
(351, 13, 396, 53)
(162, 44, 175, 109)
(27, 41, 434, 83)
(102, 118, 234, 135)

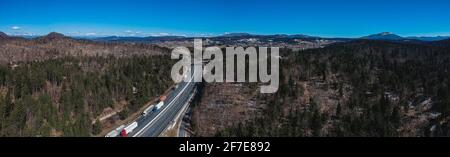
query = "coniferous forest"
(0, 55, 174, 136)
(217, 40, 450, 137)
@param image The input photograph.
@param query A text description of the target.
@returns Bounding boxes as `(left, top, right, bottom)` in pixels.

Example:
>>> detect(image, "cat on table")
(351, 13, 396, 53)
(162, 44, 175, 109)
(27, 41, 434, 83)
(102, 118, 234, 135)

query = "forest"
(217, 40, 450, 137)
(0, 55, 174, 136)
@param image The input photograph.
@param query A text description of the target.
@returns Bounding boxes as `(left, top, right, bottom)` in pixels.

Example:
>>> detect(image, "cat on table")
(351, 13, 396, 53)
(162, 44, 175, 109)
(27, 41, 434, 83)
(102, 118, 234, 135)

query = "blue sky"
(1, 0, 449, 37)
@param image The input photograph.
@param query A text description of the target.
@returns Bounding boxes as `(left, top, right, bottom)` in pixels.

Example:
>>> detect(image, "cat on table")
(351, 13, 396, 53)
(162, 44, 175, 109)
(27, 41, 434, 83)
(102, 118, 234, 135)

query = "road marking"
(133, 70, 195, 137)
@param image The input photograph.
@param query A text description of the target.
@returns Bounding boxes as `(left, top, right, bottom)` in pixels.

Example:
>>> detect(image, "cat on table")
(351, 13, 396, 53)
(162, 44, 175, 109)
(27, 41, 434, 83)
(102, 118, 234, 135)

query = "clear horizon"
(2, 31, 450, 39)
(1, 0, 450, 38)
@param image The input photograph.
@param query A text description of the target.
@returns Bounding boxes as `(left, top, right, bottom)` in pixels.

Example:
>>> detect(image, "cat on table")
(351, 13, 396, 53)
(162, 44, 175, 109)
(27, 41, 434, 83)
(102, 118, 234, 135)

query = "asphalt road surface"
(130, 65, 196, 137)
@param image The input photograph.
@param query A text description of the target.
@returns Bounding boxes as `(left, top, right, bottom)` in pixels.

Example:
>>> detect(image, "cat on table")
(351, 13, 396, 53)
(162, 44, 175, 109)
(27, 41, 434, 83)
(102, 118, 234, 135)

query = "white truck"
(142, 104, 155, 116)
(120, 122, 138, 137)
(153, 101, 164, 111)
(105, 125, 125, 137)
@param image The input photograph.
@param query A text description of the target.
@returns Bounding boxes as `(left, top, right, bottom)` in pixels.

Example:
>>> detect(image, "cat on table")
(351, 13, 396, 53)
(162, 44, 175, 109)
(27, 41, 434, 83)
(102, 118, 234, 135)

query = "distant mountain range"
(94, 35, 187, 42)
(219, 33, 320, 39)
(361, 32, 450, 41)
(93, 32, 449, 42)
(1, 31, 449, 42)
(361, 32, 404, 40)
(0, 31, 8, 39)
(404, 36, 450, 41)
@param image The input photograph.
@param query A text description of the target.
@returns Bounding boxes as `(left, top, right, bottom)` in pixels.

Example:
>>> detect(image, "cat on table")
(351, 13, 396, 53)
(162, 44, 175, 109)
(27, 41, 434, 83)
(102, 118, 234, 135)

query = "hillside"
(0, 33, 175, 136)
(0, 32, 169, 64)
(0, 31, 8, 39)
(430, 38, 450, 47)
(193, 40, 450, 137)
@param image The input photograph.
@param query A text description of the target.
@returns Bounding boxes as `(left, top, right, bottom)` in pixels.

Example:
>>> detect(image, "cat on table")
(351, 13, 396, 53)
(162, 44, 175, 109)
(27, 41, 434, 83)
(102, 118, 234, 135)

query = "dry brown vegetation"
(0, 32, 168, 64)
(192, 83, 265, 136)
(191, 40, 450, 137)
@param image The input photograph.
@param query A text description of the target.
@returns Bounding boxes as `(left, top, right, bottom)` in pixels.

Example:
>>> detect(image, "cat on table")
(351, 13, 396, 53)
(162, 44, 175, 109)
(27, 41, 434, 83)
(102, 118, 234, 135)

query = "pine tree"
(336, 102, 342, 118)
(92, 120, 102, 135)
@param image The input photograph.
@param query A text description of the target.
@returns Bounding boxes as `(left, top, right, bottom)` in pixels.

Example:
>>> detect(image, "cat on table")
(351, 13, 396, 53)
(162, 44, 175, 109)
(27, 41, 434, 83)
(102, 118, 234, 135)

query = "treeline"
(217, 40, 450, 137)
(0, 55, 174, 136)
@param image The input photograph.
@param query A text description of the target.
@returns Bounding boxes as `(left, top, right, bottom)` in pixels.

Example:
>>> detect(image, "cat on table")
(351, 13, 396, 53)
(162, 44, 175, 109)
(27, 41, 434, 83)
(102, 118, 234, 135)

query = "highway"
(129, 65, 196, 137)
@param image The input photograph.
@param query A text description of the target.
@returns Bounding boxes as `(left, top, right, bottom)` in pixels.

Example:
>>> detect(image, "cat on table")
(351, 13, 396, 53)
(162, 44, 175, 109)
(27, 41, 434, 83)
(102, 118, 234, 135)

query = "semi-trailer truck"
(105, 125, 125, 137)
(160, 95, 167, 101)
(152, 95, 166, 112)
(120, 122, 138, 137)
(142, 104, 155, 116)
(153, 101, 164, 111)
